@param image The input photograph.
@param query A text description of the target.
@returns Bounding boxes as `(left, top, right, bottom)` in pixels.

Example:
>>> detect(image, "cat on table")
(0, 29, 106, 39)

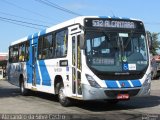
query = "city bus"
(7, 16, 151, 106)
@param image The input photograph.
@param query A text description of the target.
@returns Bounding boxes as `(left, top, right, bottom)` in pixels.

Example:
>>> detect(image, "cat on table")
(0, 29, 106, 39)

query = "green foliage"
(150, 32, 160, 55)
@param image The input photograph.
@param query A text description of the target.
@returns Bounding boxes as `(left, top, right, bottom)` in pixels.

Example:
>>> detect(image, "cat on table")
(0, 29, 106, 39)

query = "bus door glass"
(32, 44, 37, 86)
(72, 34, 82, 96)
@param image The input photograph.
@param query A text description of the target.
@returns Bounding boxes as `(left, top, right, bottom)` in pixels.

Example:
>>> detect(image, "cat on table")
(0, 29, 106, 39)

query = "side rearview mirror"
(146, 31, 152, 50)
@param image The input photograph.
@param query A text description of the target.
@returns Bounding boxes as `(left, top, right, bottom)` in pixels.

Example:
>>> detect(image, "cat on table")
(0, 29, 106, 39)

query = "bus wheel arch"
(54, 75, 63, 94)
(19, 74, 28, 96)
(54, 75, 71, 107)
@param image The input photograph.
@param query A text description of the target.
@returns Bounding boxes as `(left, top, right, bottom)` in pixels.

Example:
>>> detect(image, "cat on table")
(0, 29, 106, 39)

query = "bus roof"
(10, 16, 142, 46)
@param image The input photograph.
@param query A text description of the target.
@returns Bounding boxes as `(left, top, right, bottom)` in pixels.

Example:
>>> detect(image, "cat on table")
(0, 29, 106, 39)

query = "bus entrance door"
(70, 27, 83, 98)
(31, 44, 37, 86)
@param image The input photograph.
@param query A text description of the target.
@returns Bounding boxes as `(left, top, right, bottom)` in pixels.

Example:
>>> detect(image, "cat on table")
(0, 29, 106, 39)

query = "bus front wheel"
(58, 83, 71, 107)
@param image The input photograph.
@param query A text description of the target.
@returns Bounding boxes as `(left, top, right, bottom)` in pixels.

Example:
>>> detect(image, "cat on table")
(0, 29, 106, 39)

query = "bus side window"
(55, 29, 68, 57)
(38, 33, 54, 59)
(19, 44, 25, 61)
(13, 46, 19, 62)
(25, 42, 30, 61)
(9, 47, 13, 63)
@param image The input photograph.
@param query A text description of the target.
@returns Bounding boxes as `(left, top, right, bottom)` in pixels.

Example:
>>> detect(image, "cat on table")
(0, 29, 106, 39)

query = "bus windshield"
(85, 31, 149, 73)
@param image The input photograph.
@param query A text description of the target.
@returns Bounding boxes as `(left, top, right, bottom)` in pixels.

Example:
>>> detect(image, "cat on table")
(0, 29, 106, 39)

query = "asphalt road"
(0, 79, 160, 120)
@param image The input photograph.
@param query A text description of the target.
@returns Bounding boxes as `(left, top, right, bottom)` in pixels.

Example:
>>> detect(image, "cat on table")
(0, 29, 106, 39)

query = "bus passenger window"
(25, 42, 30, 61)
(38, 33, 55, 59)
(42, 50, 46, 59)
(55, 30, 68, 57)
(12, 46, 19, 62)
(19, 44, 25, 61)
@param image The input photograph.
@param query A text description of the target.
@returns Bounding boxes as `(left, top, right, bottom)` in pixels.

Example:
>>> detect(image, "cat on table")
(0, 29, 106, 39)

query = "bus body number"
(92, 20, 103, 27)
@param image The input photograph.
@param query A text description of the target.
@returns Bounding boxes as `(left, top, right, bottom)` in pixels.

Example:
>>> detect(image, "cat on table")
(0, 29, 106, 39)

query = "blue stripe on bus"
(26, 62, 32, 83)
(119, 80, 131, 88)
(131, 80, 142, 87)
(27, 35, 32, 40)
(105, 79, 141, 88)
(105, 80, 118, 88)
(33, 37, 38, 45)
(38, 60, 51, 86)
(35, 64, 40, 85)
(33, 33, 38, 39)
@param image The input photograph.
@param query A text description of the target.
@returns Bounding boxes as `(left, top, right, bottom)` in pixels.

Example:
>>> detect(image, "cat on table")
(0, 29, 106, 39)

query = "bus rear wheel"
(58, 83, 71, 107)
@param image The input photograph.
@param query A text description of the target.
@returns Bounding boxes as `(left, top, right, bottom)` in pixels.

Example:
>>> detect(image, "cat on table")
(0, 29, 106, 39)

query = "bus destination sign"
(85, 19, 136, 29)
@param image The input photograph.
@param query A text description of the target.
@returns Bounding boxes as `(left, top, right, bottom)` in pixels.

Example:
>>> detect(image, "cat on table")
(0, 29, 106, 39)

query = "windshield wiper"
(124, 31, 134, 49)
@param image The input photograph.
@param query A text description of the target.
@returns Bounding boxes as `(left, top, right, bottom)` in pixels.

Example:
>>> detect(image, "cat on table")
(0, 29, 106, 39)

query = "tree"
(0, 60, 7, 68)
(150, 32, 160, 55)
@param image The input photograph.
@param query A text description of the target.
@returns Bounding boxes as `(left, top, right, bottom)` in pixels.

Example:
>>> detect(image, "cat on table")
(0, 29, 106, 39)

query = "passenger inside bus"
(19, 51, 25, 61)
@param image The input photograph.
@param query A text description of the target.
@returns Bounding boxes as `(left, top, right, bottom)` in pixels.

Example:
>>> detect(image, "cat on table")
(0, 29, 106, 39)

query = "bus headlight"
(85, 74, 101, 88)
(143, 73, 151, 87)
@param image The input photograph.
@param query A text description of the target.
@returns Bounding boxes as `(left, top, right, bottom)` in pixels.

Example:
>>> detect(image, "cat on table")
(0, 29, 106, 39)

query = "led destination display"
(92, 20, 135, 29)
(84, 18, 145, 31)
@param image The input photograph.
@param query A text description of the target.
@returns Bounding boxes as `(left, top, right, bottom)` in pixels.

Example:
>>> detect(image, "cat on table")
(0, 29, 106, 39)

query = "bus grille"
(104, 89, 140, 98)
(97, 73, 144, 80)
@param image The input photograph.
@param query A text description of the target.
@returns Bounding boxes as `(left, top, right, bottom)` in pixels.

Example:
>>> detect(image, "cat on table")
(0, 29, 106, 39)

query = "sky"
(0, 0, 160, 53)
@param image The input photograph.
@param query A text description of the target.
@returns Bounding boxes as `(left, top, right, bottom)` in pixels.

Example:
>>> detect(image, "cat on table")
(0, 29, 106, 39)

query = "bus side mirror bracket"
(79, 35, 85, 49)
(146, 31, 153, 50)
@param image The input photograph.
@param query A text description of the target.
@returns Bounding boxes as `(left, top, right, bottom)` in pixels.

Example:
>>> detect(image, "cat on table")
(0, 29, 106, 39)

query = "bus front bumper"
(81, 83, 151, 100)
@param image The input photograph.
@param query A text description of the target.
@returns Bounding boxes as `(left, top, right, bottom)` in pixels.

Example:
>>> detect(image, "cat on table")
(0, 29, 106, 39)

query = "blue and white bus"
(8, 16, 151, 106)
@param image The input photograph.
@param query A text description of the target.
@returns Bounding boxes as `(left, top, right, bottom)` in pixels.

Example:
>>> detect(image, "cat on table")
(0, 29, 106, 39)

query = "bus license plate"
(117, 94, 129, 99)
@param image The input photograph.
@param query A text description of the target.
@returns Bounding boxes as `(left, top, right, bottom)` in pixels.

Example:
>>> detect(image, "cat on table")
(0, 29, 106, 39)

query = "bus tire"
(58, 83, 71, 107)
(20, 80, 28, 96)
